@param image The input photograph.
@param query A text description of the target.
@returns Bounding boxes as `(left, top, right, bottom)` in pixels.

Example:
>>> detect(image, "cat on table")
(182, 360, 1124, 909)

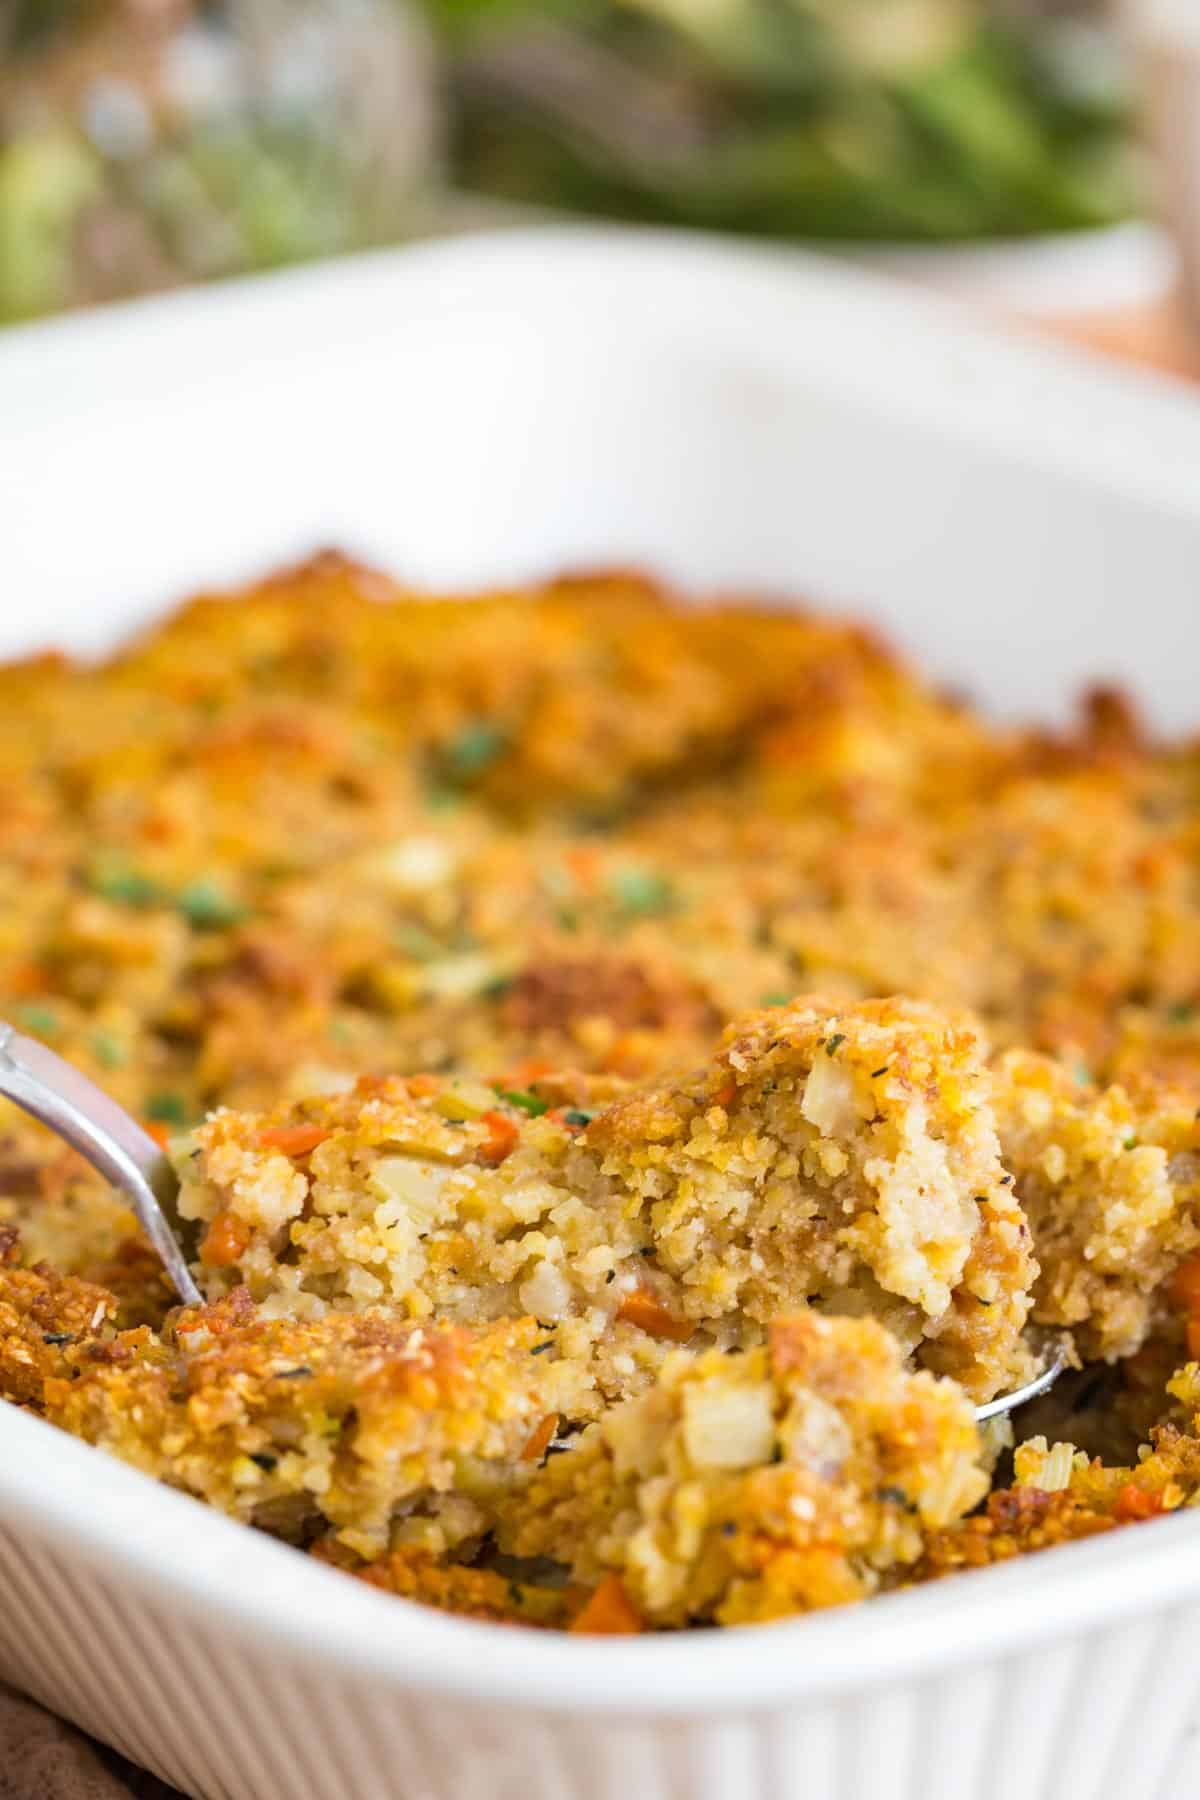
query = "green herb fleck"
(563, 1109, 594, 1128)
(249, 1452, 278, 1472)
(1169, 1002, 1196, 1025)
(871, 1065, 890, 1079)
(327, 1017, 354, 1046)
(609, 867, 675, 918)
(91, 1033, 125, 1070)
(393, 924, 445, 962)
(441, 721, 508, 783)
(176, 878, 249, 930)
(86, 857, 163, 908)
(877, 1485, 912, 1509)
(1074, 1062, 1092, 1087)
(1125, 1135, 1139, 1151)
(498, 1089, 549, 1117)
(276, 1366, 314, 1380)
(145, 1091, 188, 1127)
(15, 1004, 58, 1039)
(825, 1033, 846, 1057)
(760, 992, 791, 1007)
(530, 1340, 555, 1356)
(42, 1332, 73, 1346)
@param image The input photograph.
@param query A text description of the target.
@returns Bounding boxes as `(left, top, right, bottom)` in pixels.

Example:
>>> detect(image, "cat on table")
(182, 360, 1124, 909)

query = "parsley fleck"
(563, 1109, 594, 1128)
(760, 992, 791, 1008)
(530, 1340, 555, 1356)
(15, 1004, 58, 1040)
(825, 1033, 846, 1057)
(870, 1065, 890, 1079)
(42, 1332, 73, 1346)
(441, 721, 508, 783)
(610, 867, 675, 918)
(176, 878, 249, 930)
(276, 1366, 314, 1380)
(86, 857, 163, 908)
(498, 1089, 549, 1117)
(91, 1033, 125, 1070)
(145, 1091, 188, 1127)
(249, 1452, 278, 1472)
(1169, 1002, 1196, 1025)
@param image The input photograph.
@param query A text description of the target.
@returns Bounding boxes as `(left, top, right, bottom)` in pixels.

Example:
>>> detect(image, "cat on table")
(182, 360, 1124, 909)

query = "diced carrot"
(509, 1057, 554, 1086)
(521, 1413, 559, 1462)
(616, 1290, 693, 1343)
(1170, 1255, 1200, 1316)
(711, 1078, 737, 1109)
(1114, 1484, 1165, 1523)
(481, 1110, 520, 1164)
(569, 1573, 643, 1636)
(7, 961, 49, 997)
(142, 1121, 171, 1149)
(407, 1073, 440, 1098)
(258, 1123, 330, 1157)
(1186, 1316, 1200, 1361)
(200, 1208, 252, 1267)
(566, 846, 600, 887)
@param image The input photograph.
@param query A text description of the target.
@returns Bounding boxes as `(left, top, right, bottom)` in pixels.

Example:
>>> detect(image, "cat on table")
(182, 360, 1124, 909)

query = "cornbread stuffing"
(3, 555, 1200, 1632)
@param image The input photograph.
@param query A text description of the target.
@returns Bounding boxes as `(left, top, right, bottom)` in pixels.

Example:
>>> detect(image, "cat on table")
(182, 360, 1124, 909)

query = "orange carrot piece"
(480, 1110, 520, 1164)
(258, 1124, 330, 1156)
(407, 1074, 440, 1098)
(616, 1290, 693, 1343)
(1170, 1255, 1200, 1316)
(569, 1573, 643, 1636)
(1114, 1484, 1165, 1523)
(711, 1078, 737, 1109)
(200, 1208, 252, 1267)
(521, 1413, 559, 1462)
(142, 1121, 171, 1150)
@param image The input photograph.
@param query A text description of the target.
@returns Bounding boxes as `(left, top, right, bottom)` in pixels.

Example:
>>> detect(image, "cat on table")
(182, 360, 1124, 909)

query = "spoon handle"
(0, 1022, 201, 1306)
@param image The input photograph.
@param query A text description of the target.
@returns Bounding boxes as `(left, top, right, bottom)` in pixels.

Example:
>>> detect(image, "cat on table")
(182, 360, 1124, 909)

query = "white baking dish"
(4, 227, 1200, 1800)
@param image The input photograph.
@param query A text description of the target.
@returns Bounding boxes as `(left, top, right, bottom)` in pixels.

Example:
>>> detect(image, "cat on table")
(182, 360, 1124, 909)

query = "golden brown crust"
(6, 556, 1200, 1630)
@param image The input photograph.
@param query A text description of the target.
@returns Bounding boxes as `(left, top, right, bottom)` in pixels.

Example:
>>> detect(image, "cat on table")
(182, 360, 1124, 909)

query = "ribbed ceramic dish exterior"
(5, 230, 1200, 1800)
(2, 1502, 1200, 1800)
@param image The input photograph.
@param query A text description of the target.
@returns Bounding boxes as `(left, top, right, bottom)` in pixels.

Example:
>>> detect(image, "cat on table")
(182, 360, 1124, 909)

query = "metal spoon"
(0, 1020, 1067, 1415)
(0, 1021, 200, 1306)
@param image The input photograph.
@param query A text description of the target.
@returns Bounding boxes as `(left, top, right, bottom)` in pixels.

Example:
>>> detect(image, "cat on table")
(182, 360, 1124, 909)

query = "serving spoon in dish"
(0, 1020, 1066, 1416)
(0, 1020, 201, 1307)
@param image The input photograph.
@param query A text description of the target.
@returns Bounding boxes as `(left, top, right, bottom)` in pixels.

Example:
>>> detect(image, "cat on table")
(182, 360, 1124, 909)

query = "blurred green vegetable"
(442, 0, 1133, 241)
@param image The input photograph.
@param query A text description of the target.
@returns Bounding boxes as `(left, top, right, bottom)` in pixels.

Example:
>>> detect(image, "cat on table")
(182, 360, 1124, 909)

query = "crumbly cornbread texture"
(5, 558, 1200, 1631)
(173, 996, 1034, 1403)
(501, 1313, 988, 1625)
(994, 1051, 1200, 1360)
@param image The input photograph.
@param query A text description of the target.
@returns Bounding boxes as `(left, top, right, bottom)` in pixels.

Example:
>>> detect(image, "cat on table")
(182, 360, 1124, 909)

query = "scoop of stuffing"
(500, 1312, 988, 1627)
(174, 995, 1035, 1402)
(994, 1050, 1200, 1359)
